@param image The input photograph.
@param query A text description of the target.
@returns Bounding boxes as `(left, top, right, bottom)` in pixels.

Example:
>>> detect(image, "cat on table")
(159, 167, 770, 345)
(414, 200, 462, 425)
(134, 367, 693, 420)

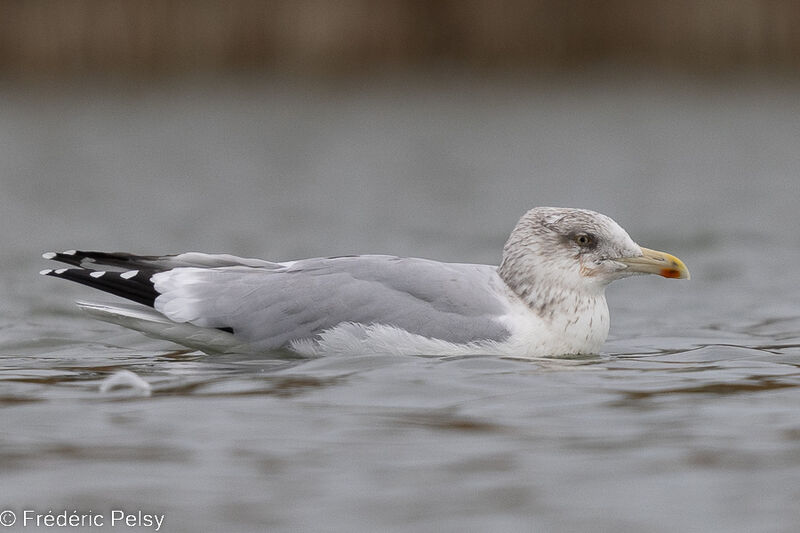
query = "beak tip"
(659, 268, 690, 280)
(627, 247, 690, 280)
(658, 263, 690, 280)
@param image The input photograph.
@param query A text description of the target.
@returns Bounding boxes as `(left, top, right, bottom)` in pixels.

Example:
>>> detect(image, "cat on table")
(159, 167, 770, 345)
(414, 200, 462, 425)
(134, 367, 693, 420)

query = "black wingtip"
(43, 250, 176, 271)
(41, 267, 160, 307)
(42, 250, 95, 268)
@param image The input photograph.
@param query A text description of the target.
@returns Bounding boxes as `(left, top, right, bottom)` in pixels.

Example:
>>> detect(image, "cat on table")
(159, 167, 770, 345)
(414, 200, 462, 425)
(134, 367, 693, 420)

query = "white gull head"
(496, 207, 689, 355)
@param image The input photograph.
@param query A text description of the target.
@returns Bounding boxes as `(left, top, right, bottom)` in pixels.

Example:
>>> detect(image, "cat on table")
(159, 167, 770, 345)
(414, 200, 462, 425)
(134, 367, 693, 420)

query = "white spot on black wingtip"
(54, 268, 68, 275)
(63, 250, 77, 256)
(39, 269, 53, 275)
(120, 270, 139, 279)
(42, 252, 57, 260)
(89, 271, 106, 278)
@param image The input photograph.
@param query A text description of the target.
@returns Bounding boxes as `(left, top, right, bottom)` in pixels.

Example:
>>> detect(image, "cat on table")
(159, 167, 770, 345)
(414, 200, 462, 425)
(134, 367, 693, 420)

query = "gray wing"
(151, 255, 512, 350)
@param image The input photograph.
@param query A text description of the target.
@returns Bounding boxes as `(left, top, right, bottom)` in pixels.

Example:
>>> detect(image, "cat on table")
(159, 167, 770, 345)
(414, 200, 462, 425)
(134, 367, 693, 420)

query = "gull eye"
(572, 232, 596, 247)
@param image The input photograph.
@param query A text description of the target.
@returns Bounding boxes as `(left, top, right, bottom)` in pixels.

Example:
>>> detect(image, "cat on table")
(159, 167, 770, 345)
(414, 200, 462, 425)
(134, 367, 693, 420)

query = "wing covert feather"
(152, 256, 511, 349)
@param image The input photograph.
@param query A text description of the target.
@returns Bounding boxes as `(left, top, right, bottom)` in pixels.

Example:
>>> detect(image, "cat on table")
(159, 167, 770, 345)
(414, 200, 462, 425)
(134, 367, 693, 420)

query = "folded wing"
(42, 252, 512, 353)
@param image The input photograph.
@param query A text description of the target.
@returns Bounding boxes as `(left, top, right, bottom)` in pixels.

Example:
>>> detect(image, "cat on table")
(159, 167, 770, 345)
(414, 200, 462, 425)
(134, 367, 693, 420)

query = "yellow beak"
(617, 247, 690, 280)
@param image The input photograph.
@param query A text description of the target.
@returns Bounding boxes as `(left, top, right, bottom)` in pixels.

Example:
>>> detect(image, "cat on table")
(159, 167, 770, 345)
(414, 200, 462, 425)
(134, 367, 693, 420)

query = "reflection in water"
(614, 376, 798, 404)
(380, 409, 507, 433)
(154, 374, 344, 398)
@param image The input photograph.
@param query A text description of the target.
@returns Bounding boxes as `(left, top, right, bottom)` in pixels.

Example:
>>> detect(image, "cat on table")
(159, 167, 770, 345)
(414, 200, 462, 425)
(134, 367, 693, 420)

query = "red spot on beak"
(660, 268, 682, 279)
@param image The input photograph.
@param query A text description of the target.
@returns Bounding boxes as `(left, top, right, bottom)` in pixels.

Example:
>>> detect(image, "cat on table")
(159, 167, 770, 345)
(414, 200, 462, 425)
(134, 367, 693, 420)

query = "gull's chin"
(580, 261, 631, 285)
(607, 260, 642, 280)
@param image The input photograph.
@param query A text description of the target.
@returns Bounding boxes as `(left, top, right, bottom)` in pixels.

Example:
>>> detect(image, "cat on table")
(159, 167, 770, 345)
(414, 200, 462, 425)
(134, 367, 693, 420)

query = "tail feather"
(40, 249, 268, 352)
(76, 302, 246, 354)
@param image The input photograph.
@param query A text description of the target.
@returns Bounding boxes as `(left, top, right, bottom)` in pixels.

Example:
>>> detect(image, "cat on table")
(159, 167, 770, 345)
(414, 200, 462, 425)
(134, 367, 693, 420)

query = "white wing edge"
(75, 301, 249, 355)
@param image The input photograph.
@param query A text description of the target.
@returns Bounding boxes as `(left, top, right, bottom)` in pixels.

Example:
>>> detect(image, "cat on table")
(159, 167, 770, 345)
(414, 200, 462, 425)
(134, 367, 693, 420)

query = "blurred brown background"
(2, 0, 799, 78)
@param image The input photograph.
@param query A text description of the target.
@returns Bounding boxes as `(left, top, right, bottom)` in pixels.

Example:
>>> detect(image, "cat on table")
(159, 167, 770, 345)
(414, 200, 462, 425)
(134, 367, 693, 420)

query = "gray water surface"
(2, 72, 800, 532)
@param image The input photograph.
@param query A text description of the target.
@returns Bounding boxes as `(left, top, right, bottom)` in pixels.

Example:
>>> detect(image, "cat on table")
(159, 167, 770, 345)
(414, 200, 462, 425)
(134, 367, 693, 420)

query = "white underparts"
(289, 322, 510, 357)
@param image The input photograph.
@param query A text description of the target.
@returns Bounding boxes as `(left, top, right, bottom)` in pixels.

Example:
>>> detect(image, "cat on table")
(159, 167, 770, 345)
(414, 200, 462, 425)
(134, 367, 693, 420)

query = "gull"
(40, 207, 689, 357)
